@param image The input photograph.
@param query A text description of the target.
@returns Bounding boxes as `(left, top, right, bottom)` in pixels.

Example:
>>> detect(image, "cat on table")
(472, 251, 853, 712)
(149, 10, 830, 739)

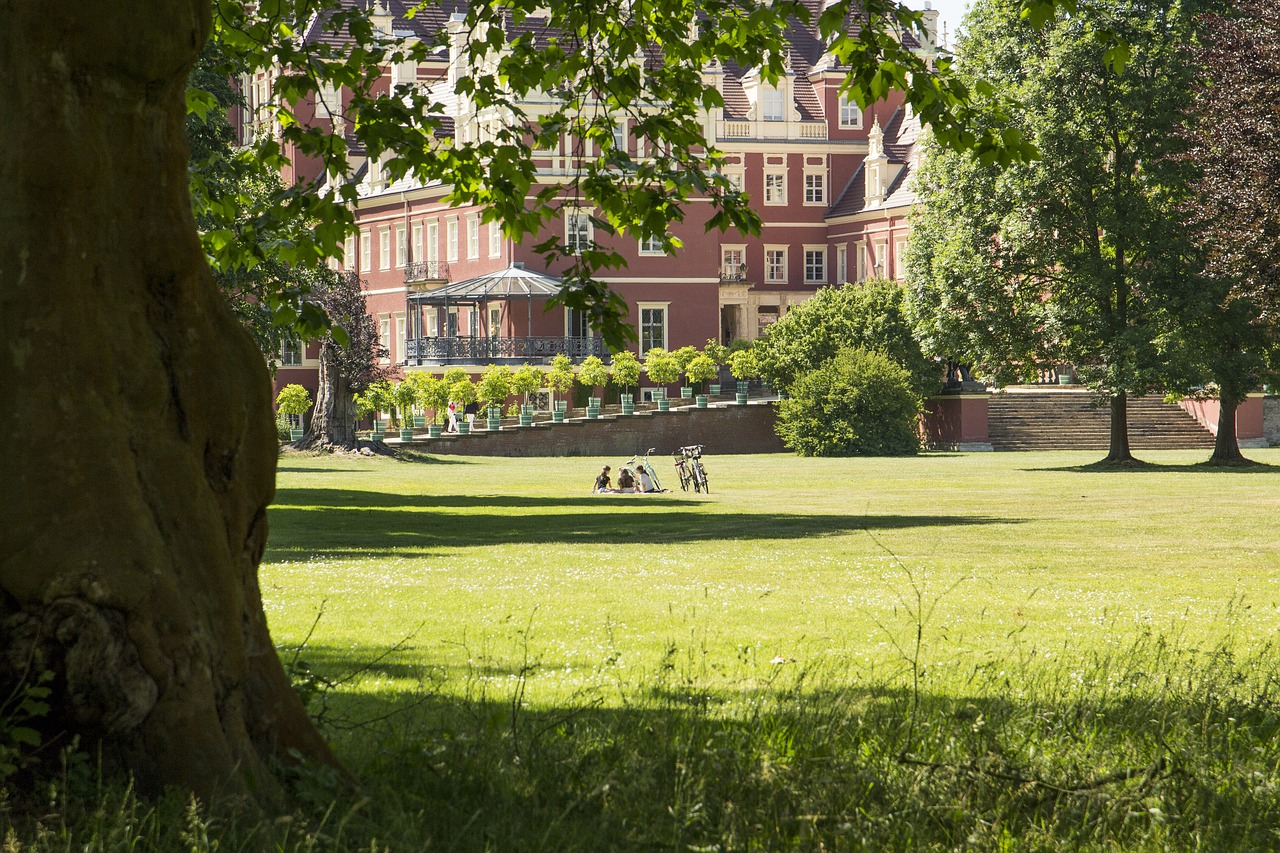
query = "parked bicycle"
(673, 445, 709, 494)
(623, 448, 665, 492)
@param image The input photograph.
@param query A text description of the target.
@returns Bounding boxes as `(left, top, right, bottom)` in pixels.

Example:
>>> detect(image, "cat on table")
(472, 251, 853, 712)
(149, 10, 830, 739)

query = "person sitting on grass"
(593, 465, 613, 493)
(637, 466, 656, 493)
(617, 467, 635, 493)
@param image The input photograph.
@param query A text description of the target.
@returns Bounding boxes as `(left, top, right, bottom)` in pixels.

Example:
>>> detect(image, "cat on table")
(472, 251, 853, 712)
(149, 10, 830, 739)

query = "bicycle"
(623, 448, 664, 492)
(674, 445, 709, 494)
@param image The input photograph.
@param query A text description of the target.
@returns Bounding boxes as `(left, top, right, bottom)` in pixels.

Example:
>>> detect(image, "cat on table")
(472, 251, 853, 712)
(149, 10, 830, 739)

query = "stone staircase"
(987, 389, 1215, 451)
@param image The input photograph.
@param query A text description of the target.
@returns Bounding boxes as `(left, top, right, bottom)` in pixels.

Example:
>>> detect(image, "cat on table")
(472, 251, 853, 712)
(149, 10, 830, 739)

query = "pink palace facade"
(255, 0, 937, 395)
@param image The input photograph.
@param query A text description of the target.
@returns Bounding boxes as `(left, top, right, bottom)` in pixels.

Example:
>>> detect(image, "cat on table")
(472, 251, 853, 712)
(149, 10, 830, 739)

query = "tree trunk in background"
(1210, 394, 1245, 464)
(1104, 391, 1135, 463)
(311, 341, 358, 447)
(0, 0, 337, 799)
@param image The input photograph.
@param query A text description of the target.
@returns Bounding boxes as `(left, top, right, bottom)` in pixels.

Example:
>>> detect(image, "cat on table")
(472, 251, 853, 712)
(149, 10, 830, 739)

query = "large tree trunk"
(1209, 393, 1246, 464)
(310, 342, 358, 448)
(1103, 391, 1135, 463)
(0, 1, 337, 799)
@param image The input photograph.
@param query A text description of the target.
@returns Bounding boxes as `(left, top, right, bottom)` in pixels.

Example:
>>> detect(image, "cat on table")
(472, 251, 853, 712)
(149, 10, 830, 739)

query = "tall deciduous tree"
(1178, 0, 1280, 463)
(1, 0, 1074, 801)
(306, 269, 387, 448)
(907, 0, 1201, 463)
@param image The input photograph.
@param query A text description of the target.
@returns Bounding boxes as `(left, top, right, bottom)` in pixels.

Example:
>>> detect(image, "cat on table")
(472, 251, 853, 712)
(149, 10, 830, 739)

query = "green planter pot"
(736, 392, 749, 406)
(680, 386, 693, 399)
(709, 384, 721, 395)
(621, 401, 635, 416)
(555, 400, 568, 413)
(489, 406, 502, 419)
(695, 395, 708, 409)
(399, 428, 414, 441)
(658, 399, 671, 412)
(428, 424, 442, 438)
(653, 388, 666, 401)
(373, 419, 385, 433)
(289, 428, 305, 442)
(519, 413, 533, 427)
(587, 406, 601, 420)
(487, 417, 501, 431)
(413, 416, 426, 428)
(458, 422, 470, 435)
(552, 411, 565, 423)
(589, 396, 602, 409)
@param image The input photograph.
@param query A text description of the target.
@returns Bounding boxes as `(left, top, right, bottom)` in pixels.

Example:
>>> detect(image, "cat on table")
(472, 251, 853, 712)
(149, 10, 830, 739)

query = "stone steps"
(987, 391, 1213, 451)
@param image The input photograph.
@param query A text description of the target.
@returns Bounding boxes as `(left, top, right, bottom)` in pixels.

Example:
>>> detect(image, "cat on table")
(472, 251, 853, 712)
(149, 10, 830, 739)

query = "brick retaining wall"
(403, 401, 787, 457)
(1265, 396, 1280, 446)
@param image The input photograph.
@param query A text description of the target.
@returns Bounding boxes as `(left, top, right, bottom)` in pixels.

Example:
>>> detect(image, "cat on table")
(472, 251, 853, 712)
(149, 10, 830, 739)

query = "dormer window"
(762, 87, 785, 122)
(839, 94, 862, 129)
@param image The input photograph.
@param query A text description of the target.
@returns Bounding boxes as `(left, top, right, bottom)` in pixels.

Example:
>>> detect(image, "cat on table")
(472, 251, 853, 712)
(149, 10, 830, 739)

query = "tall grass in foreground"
(4, 626, 1278, 851)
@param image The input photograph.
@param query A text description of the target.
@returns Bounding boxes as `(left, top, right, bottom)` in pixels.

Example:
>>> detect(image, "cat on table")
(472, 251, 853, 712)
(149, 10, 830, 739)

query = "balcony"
(404, 261, 450, 291)
(720, 263, 749, 282)
(404, 335, 607, 366)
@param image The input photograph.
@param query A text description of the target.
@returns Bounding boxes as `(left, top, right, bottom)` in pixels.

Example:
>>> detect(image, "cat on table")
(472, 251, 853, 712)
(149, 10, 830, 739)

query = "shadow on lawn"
(1022, 458, 1280, 474)
(265, 499, 1016, 558)
(280, 651, 1280, 853)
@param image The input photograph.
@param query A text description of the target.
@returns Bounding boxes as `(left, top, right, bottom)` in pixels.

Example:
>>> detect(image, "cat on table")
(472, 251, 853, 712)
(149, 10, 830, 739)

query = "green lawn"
(244, 449, 1280, 851)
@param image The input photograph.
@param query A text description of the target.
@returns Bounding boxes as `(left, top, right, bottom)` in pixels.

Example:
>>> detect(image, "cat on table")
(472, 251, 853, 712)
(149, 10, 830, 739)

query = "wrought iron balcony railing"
(720, 263, 748, 282)
(404, 261, 450, 284)
(405, 335, 606, 366)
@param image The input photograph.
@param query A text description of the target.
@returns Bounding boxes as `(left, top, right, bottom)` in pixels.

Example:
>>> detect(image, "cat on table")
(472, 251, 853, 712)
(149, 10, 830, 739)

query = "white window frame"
(837, 243, 848, 284)
(426, 220, 439, 264)
(280, 336, 303, 367)
(765, 246, 787, 283)
(395, 224, 407, 268)
(723, 169, 745, 193)
(446, 217, 459, 263)
(895, 238, 907, 280)
(612, 120, 626, 153)
(489, 305, 502, 337)
(721, 245, 745, 279)
(379, 316, 391, 364)
(411, 222, 423, 266)
(566, 209, 593, 255)
(343, 234, 356, 270)
(360, 230, 371, 272)
(762, 86, 785, 122)
(856, 243, 867, 281)
(804, 171, 826, 205)
(874, 239, 889, 277)
(838, 94, 862, 129)
(638, 233, 665, 256)
(379, 227, 391, 270)
(395, 313, 406, 364)
(764, 171, 786, 205)
(467, 215, 480, 260)
(804, 247, 826, 283)
(637, 302, 670, 353)
(489, 220, 501, 257)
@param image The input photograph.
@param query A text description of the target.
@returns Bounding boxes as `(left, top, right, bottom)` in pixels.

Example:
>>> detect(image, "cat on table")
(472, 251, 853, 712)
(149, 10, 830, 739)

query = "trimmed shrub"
(776, 347, 921, 457)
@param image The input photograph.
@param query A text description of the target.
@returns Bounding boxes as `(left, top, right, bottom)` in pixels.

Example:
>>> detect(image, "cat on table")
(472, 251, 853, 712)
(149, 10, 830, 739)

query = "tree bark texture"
(1210, 395, 1245, 464)
(1105, 391, 1134, 463)
(0, 1, 336, 798)
(310, 342, 357, 448)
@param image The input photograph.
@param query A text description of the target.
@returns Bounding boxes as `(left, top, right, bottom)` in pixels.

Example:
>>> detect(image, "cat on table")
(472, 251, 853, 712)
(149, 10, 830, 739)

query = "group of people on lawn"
(594, 464, 657, 494)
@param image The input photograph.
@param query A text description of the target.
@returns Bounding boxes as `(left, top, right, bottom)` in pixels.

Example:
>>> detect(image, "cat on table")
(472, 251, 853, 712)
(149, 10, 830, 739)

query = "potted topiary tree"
(449, 376, 477, 434)
(392, 380, 418, 441)
(478, 364, 513, 431)
(275, 384, 312, 442)
(611, 349, 641, 415)
(420, 374, 449, 438)
(685, 353, 718, 409)
(546, 354, 576, 422)
(672, 345, 698, 398)
(402, 372, 434, 427)
(363, 379, 393, 438)
(353, 390, 376, 437)
(703, 338, 728, 395)
(644, 348, 680, 411)
(729, 348, 759, 406)
(511, 364, 544, 426)
(578, 355, 610, 418)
